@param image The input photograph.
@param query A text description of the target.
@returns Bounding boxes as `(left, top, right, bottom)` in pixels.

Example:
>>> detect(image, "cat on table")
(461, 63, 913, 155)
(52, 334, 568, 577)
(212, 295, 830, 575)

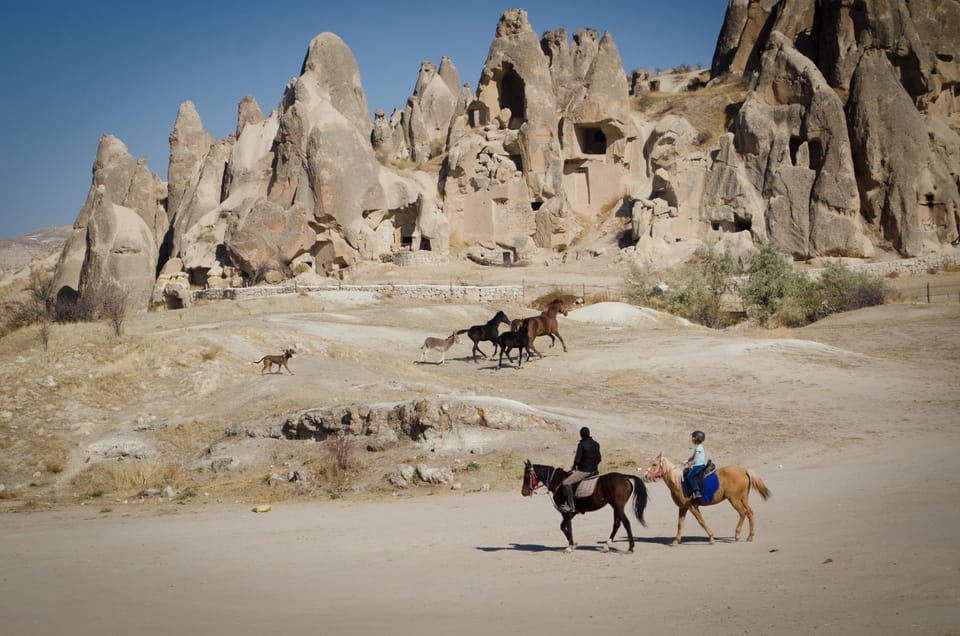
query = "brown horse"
(521, 299, 568, 359)
(642, 452, 770, 545)
(522, 460, 647, 553)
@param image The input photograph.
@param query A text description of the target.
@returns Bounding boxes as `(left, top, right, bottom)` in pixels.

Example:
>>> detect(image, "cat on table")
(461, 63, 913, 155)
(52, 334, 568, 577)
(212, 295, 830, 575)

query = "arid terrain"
(1, 255, 959, 635)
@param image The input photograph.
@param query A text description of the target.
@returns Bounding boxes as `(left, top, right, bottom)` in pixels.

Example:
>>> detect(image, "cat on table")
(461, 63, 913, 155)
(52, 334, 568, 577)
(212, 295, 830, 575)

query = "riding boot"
(561, 484, 576, 513)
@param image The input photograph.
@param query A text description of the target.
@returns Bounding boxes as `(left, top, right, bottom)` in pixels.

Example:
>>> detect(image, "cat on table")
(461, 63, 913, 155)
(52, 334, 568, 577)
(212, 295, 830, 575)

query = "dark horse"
(497, 319, 532, 368)
(522, 299, 568, 360)
(457, 310, 510, 362)
(522, 460, 647, 553)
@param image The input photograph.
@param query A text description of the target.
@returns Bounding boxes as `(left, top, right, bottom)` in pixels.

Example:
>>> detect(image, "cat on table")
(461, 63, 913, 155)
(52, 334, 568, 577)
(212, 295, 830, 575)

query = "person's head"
(691, 430, 705, 444)
(580, 426, 591, 439)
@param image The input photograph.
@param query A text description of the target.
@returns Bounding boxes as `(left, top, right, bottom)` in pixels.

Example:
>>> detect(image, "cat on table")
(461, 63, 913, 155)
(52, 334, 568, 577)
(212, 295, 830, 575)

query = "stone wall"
(803, 253, 960, 279)
(191, 282, 522, 305)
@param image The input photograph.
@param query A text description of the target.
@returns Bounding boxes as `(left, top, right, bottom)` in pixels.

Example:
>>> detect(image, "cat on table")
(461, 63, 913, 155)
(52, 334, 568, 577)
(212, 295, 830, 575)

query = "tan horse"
(523, 298, 568, 359)
(642, 452, 770, 545)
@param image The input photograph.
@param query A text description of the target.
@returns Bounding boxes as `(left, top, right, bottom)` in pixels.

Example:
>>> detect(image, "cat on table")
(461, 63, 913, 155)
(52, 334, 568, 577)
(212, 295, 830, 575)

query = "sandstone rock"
(732, 32, 863, 257)
(847, 48, 960, 255)
(404, 57, 460, 163)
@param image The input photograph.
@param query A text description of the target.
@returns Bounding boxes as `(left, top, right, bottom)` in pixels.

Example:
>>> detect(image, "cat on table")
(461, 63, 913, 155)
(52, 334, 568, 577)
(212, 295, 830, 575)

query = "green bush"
(624, 247, 739, 329)
(741, 244, 888, 327)
(740, 242, 803, 326)
(816, 262, 887, 315)
(622, 261, 659, 306)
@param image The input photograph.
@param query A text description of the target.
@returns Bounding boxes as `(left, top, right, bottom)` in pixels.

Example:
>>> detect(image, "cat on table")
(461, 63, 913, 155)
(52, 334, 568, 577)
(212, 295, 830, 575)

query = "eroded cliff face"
(53, 2, 960, 311)
(710, 0, 960, 258)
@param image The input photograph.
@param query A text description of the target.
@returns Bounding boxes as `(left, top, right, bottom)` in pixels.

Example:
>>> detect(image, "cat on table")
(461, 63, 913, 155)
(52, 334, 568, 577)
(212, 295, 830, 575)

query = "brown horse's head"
(642, 452, 666, 483)
(548, 298, 568, 316)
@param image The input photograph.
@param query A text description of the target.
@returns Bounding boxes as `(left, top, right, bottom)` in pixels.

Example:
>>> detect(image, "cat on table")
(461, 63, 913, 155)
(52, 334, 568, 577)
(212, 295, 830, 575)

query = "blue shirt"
(692, 444, 705, 467)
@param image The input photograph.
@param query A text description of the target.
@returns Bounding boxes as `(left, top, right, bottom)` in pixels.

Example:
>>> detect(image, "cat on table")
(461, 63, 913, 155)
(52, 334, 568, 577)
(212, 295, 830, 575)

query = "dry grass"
(157, 419, 225, 455)
(633, 77, 749, 148)
(72, 460, 184, 498)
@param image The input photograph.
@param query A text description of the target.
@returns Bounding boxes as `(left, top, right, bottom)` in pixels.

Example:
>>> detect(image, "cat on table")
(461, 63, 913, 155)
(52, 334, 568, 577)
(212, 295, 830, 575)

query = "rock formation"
(51, 2, 960, 312)
(710, 0, 960, 257)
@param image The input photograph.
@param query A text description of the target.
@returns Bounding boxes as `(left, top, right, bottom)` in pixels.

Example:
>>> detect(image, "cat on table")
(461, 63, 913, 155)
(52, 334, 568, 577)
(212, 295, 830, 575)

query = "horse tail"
(455, 328, 469, 335)
(629, 475, 648, 526)
(747, 470, 771, 500)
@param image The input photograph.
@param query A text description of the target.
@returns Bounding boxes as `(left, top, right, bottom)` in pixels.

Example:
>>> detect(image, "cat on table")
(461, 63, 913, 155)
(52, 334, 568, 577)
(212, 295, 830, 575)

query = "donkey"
(419, 331, 460, 365)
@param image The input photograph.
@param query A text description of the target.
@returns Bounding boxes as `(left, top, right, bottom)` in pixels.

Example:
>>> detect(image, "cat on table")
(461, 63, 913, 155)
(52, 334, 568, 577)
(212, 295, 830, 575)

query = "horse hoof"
(564, 546, 573, 553)
(709, 537, 716, 545)
(601, 546, 609, 553)
(746, 536, 754, 542)
(670, 541, 679, 547)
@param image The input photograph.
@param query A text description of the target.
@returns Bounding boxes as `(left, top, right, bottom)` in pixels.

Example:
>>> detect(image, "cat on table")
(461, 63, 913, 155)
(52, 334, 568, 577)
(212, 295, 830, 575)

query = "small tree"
(740, 242, 805, 326)
(662, 246, 739, 329)
(98, 283, 131, 338)
(1, 267, 55, 346)
(622, 261, 659, 306)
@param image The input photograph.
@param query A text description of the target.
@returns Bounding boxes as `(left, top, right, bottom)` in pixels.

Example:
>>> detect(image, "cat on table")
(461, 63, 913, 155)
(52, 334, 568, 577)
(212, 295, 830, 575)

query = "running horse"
(522, 460, 647, 553)
(522, 299, 568, 360)
(457, 310, 510, 362)
(642, 452, 771, 545)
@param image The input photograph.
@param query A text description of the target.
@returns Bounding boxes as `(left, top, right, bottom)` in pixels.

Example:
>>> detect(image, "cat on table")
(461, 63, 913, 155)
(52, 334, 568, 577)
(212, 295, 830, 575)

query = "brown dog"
(253, 348, 295, 374)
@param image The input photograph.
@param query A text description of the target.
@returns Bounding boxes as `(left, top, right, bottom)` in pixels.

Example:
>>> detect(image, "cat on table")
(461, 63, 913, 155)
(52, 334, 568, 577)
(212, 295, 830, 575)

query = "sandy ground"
(1, 260, 959, 635)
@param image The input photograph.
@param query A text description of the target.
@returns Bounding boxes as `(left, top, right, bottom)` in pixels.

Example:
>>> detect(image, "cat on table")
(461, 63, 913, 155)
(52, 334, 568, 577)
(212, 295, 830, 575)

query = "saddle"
(682, 459, 715, 493)
(551, 472, 600, 510)
(573, 472, 601, 498)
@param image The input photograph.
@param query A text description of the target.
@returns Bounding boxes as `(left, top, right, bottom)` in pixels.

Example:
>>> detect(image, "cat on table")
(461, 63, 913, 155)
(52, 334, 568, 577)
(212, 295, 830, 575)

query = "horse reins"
(527, 466, 558, 493)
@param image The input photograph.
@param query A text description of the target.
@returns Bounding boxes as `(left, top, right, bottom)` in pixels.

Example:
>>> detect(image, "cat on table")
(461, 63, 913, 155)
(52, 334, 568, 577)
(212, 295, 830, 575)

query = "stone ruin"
(49, 2, 960, 313)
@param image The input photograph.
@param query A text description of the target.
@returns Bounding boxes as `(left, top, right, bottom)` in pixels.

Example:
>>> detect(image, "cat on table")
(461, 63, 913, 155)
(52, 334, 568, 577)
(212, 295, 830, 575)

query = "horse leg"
(743, 498, 756, 541)
(554, 332, 567, 352)
(687, 504, 716, 544)
(560, 515, 576, 552)
(604, 510, 622, 553)
(472, 340, 486, 361)
(528, 338, 544, 359)
(673, 507, 688, 546)
(729, 497, 748, 541)
(608, 506, 634, 553)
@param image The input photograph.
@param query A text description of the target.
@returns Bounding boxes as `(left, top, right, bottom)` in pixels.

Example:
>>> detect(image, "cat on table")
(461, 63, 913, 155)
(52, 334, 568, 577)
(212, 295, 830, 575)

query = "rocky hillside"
(47, 1, 960, 318)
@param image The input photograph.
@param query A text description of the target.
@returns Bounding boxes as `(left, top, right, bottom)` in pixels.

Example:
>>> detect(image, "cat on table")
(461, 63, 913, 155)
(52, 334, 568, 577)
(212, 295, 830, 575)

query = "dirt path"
(1, 431, 957, 635)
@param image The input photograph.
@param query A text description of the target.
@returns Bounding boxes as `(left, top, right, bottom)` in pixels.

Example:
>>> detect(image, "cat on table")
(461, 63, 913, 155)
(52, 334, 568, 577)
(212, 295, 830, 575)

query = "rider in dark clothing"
(559, 427, 601, 513)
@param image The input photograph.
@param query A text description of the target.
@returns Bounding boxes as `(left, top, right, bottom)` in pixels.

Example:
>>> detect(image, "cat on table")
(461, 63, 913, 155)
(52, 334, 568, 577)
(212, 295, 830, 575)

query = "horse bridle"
(645, 457, 667, 482)
(526, 466, 557, 493)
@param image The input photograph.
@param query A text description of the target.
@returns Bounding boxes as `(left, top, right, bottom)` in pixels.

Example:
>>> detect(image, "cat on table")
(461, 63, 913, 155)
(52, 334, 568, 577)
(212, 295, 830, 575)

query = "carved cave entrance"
(498, 64, 526, 129)
(575, 125, 607, 155)
(389, 205, 429, 251)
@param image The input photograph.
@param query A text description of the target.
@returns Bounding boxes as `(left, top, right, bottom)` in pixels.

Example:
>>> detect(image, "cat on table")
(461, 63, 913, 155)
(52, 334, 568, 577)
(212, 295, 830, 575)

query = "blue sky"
(0, 0, 727, 240)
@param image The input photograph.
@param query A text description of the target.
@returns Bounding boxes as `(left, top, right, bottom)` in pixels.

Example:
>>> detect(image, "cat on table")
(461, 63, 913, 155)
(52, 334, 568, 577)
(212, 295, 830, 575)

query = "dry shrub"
(324, 431, 361, 478)
(585, 290, 619, 305)
(531, 289, 579, 311)
(943, 263, 960, 273)
(157, 419, 224, 455)
(73, 460, 183, 497)
(42, 448, 69, 474)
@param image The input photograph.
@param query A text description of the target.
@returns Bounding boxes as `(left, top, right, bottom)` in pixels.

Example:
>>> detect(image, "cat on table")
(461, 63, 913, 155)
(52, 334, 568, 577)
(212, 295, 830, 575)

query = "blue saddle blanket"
(683, 470, 719, 504)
